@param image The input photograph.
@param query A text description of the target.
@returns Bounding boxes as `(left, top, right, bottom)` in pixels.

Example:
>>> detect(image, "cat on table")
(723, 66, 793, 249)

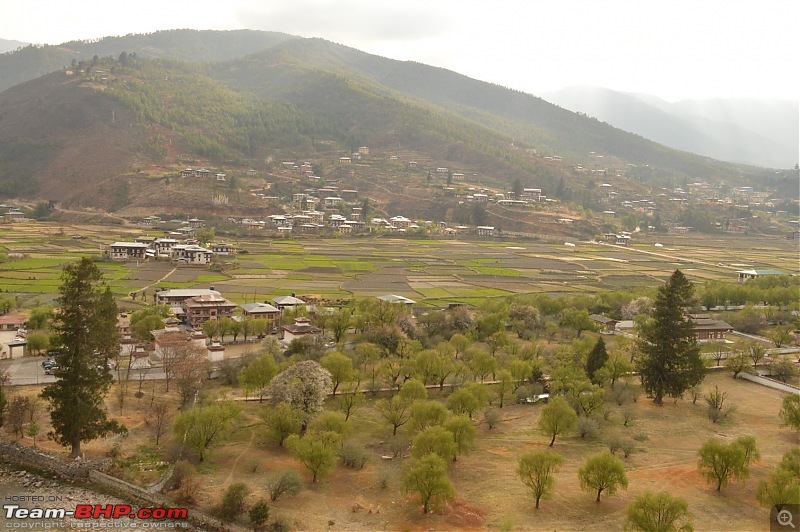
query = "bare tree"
(155, 331, 194, 393)
(148, 401, 171, 445)
(172, 345, 208, 407)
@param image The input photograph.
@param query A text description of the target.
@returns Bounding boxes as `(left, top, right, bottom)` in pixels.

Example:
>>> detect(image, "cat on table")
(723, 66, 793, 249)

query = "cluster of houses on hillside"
(110, 236, 234, 263)
(590, 312, 736, 342)
(0, 204, 28, 223)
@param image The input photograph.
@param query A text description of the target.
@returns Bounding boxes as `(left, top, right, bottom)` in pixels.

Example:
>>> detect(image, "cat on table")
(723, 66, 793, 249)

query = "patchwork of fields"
(1, 222, 796, 306)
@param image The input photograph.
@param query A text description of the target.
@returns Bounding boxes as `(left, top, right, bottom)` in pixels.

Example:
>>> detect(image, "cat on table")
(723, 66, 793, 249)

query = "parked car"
(44, 365, 59, 375)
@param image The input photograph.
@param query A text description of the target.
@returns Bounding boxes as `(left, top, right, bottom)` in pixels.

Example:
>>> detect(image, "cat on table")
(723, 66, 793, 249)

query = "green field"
(0, 222, 797, 305)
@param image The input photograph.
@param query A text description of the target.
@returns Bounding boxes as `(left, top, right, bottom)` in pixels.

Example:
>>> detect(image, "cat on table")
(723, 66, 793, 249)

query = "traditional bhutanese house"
(589, 314, 618, 332)
(182, 294, 238, 328)
(180, 168, 195, 178)
(110, 242, 149, 260)
(273, 295, 306, 311)
(240, 302, 281, 325)
(476, 226, 495, 236)
(282, 316, 321, 344)
(156, 288, 221, 307)
(153, 238, 179, 256)
(211, 242, 235, 255)
(685, 314, 734, 341)
(171, 244, 213, 265)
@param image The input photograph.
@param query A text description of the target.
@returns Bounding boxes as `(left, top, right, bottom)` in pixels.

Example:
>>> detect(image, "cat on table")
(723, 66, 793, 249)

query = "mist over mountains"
(543, 86, 798, 169)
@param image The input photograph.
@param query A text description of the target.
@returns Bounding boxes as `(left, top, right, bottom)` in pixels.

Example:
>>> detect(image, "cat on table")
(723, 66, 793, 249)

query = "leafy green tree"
(756, 468, 800, 514)
(238, 353, 278, 402)
(586, 337, 609, 382)
(25, 305, 54, 329)
(411, 425, 458, 461)
(325, 308, 352, 343)
(595, 354, 632, 389)
(410, 400, 449, 433)
(320, 352, 354, 396)
(697, 436, 759, 491)
(770, 358, 800, 383)
(446, 382, 488, 418)
(41, 258, 126, 458)
(779, 394, 800, 431)
(402, 453, 455, 513)
(780, 448, 800, 478)
(339, 385, 365, 421)
(769, 325, 794, 348)
(725, 352, 753, 380)
(0, 367, 8, 429)
(625, 491, 692, 532)
(173, 402, 241, 462)
(25, 331, 49, 356)
(517, 450, 564, 509)
(308, 411, 350, 438)
(636, 270, 705, 405)
(538, 396, 577, 446)
(467, 350, 497, 382)
(494, 369, 514, 408)
(444, 415, 476, 460)
(286, 431, 341, 482)
(578, 453, 629, 502)
(377, 379, 428, 435)
(202, 319, 219, 340)
(560, 309, 597, 338)
(262, 402, 301, 446)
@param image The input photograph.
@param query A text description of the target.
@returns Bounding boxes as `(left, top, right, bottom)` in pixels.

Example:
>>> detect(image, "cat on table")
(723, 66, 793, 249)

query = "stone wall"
(0, 440, 246, 532)
(0, 440, 107, 480)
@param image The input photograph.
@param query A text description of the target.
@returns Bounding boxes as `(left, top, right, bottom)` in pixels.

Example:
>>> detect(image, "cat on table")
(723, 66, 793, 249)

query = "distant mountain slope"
(0, 38, 27, 54)
(212, 37, 755, 184)
(0, 31, 778, 212)
(543, 86, 798, 168)
(0, 29, 296, 93)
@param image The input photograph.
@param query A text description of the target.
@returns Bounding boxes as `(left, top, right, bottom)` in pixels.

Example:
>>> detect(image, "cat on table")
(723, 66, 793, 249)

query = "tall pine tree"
(41, 258, 125, 457)
(636, 270, 705, 405)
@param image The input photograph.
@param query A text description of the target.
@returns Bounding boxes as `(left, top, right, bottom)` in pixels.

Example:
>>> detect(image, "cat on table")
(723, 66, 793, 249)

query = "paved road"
(1, 356, 169, 386)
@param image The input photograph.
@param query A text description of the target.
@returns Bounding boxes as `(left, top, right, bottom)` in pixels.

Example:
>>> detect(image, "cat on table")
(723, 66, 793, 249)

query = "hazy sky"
(2, 0, 798, 102)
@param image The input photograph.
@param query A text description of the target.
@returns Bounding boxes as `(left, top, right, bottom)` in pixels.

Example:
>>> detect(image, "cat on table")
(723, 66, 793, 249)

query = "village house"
(4, 209, 26, 222)
(338, 224, 352, 235)
(736, 269, 786, 283)
(452, 173, 465, 181)
(273, 295, 305, 312)
(0, 315, 25, 332)
(240, 302, 281, 326)
(685, 313, 734, 341)
(180, 168, 195, 178)
(182, 294, 238, 328)
(282, 316, 322, 344)
(155, 288, 221, 307)
(328, 214, 346, 228)
(110, 242, 149, 261)
(171, 244, 213, 265)
(476, 226, 496, 237)
(187, 218, 205, 228)
(389, 216, 412, 229)
(323, 196, 343, 209)
(358, 146, 369, 155)
(141, 216, 161, 226)
(338, 157, 352, 164)
(590, 314, 618, 333)
(341, 190, 358, 202)
(211, 242, 235, 255)
(153, 238, 179, 256)
(196, 168, 211, 178)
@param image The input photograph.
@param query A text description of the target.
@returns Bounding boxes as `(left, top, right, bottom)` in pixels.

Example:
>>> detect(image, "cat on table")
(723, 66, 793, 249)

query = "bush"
(388, 437, 408, 458)
(606, 435, 624, 455)
(219, 482, 249, 521)
(577, 416, 600, 439)
(376, 469, 390, 489)
(249, 499, 270, 531)
(620, 439, 637, 458)
(339, 441, 368, 469)
(621, 406, 636, 427)
(484, 409, 501, 429)
(167, 460, 194, 491)
(266, 470, 303, 502)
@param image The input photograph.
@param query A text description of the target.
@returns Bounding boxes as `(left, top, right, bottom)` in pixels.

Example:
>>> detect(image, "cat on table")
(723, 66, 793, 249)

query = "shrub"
(577, 416, 600, 439)
(266, 470, 303, 501)
(621, 406, 636, 427)
(606, 435, 624, 455)
(219, 482, 249, 521)
(484, 409, 501, 430)
(339, 441, 368, 469)
(249, 499, 270, 531)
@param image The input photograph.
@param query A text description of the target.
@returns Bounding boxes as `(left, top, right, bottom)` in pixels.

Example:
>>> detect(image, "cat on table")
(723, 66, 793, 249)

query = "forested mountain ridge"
(0, 30, 784, 216)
